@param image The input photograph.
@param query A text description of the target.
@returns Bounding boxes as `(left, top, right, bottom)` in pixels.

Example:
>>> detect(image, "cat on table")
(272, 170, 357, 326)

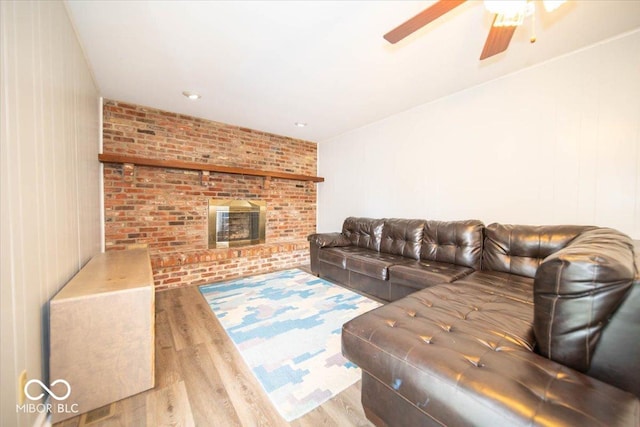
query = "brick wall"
(102, 100, 317, 290)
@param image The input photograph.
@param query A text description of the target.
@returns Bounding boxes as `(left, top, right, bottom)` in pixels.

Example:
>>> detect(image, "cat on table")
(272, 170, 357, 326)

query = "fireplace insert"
(208, 200, 266, 248)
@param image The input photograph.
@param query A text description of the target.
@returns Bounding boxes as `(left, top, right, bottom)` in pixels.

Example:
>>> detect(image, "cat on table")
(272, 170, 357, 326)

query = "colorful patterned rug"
(199, 268, 381, 421)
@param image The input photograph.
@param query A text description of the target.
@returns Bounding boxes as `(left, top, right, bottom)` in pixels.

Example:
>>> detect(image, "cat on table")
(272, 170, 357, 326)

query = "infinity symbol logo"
(25, 379, 71, 401)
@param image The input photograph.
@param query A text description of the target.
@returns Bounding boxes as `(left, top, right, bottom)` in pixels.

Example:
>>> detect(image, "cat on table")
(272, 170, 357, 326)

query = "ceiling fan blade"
(384, 0, 466, 44)
(479, 15, 517, 60)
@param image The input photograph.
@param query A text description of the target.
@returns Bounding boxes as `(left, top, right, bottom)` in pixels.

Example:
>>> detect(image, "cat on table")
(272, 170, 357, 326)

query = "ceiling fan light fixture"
(493, 11, 526, 27)
(486, 0, 535, 27)
(386, 0, 570, 62)
(483, 0, 527, 16)
(542, 0, 566, 12)
(493, 12, 529, 27)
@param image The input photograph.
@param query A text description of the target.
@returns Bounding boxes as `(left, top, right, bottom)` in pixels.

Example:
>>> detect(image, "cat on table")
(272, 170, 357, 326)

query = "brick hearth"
(102, 100, 317, 290)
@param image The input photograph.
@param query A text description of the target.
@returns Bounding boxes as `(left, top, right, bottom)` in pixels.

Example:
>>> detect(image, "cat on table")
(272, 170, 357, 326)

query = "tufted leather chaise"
(308, 218, 640, 426)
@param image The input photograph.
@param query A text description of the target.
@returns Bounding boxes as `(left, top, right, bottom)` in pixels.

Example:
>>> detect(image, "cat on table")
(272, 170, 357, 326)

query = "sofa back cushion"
(482, 223, 589, 278)
(534, 228, 636, 377)
(342, 217, 384, 251)
(380, 219, 425, 260)
(421, 220, 484, 269)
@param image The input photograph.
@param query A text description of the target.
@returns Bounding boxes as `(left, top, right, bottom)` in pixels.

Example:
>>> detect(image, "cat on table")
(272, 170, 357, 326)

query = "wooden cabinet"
(49, 248, 154, 423)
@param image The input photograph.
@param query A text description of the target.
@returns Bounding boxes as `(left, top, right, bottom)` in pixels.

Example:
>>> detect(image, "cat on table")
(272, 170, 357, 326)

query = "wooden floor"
(55, 280, 374, 427)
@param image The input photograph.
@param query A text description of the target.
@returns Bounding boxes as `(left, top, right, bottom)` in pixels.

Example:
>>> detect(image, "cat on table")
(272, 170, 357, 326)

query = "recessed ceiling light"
(294, 122, 307, 128)
(182, 91, 201, 100)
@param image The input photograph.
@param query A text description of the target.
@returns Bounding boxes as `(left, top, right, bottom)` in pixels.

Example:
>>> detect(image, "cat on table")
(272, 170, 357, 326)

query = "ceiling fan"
(384, 0, 567, 60)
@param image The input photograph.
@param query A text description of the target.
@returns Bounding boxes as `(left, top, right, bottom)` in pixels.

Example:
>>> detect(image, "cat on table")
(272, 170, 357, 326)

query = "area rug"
(198, 268, 381, 421)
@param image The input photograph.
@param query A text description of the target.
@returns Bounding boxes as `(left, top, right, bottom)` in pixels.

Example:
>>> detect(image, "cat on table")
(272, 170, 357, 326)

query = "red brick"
(103, 100, 317, 290)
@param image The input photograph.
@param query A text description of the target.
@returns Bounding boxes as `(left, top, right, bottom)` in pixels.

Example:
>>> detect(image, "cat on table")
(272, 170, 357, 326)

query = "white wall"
(0, 1, 101, 425)
(318, 30, 640, 239)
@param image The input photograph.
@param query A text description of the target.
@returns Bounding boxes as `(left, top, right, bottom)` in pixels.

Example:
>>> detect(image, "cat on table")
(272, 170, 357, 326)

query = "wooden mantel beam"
(98, 153, 324, 183)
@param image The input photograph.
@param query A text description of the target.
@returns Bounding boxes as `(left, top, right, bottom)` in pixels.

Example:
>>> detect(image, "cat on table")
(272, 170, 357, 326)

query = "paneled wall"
(0, 2, 101, 426)
(102, 101, 317, 290)
(319, 30, 640, 239)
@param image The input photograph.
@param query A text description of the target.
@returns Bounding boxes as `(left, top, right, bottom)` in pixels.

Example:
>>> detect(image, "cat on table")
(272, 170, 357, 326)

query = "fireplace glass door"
(208, 200, 266, 248)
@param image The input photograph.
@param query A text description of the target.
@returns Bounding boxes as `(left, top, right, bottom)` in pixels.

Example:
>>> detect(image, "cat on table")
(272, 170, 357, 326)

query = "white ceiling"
(65, 1, 640, 142)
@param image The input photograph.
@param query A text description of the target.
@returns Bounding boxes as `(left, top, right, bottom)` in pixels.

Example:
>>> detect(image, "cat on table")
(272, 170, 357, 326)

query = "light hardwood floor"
(55, 279, 374, 427)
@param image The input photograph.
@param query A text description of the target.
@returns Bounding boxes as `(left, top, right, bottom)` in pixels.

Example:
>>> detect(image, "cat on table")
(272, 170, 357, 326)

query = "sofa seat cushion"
(388, 260, 474, 290)
(343, 284, 535, 425)
(342, 284, 638, 426)
(317, 246, 373, 269)
(346, 251, 412, 281)
(454, 271, 534, 304)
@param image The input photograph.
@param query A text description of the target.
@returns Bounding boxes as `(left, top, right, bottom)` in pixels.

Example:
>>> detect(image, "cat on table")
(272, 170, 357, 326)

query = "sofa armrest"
(534, 228, 636, 373)
(307, 232, 351, 248)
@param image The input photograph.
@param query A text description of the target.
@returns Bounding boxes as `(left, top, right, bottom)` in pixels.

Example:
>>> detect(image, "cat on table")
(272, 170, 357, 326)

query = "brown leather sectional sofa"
(308, 217, 640, 426)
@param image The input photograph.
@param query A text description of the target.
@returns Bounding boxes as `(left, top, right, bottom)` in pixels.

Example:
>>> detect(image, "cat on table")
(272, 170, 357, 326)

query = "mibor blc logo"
(16, 379, 79, 415)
